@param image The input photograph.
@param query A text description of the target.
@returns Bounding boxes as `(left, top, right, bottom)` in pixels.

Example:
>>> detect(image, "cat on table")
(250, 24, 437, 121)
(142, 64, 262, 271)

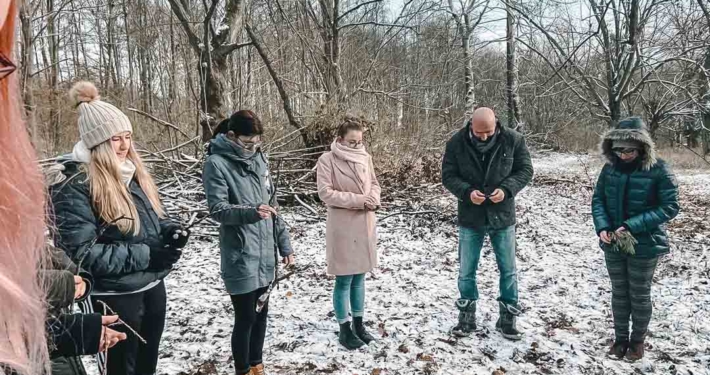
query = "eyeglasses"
(343, 140, 364, 149)
(612, 148, 638, 156)
(0, 51, 17, 81)
(237, 135, 262, 151)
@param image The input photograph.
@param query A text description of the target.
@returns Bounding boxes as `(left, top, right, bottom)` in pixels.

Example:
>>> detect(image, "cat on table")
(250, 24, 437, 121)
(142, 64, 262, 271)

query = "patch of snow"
(84, 154, 710, 375)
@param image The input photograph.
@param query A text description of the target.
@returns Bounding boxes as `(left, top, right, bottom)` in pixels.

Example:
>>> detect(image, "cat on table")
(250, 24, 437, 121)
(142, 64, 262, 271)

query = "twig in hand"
(610, 231, 638, 255)
(96, 300, 148, 344)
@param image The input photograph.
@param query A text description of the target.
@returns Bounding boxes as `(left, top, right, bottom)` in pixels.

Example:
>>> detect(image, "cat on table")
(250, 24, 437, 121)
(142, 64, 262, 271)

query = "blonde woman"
(50, 82, 189, 375)
(316, 119, 381, 350)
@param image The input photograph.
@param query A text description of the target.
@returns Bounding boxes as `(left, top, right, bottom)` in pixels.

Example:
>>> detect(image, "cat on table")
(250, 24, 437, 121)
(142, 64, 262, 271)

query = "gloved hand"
(148, 246, 182, 270)
(161, 223, 190, 249)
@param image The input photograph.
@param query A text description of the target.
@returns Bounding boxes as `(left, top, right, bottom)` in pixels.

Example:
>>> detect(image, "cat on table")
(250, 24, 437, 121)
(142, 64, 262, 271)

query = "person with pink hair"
(0, 1, 125, 374)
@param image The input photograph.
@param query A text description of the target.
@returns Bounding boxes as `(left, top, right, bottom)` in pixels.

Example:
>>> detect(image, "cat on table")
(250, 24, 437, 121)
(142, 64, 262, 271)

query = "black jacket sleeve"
(42, 269, 76, 311)
(499, 136, 534, 198)
(47, 313, 103, 359)
(52, 181, 151, 278)
(442, 139, 474, 202)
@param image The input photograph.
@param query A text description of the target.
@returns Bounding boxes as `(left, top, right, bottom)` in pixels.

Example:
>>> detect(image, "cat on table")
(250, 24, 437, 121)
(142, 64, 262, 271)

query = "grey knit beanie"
(69, 81, 132, 149)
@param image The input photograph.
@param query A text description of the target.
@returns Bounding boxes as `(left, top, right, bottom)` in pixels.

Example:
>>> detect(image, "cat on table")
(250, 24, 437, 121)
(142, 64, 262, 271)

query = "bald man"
(442, 108, 533, 340)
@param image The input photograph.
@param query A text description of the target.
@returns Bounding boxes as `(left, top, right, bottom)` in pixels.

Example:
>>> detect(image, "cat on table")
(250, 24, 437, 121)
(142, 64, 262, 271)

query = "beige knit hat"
(69, 81, 132, 149)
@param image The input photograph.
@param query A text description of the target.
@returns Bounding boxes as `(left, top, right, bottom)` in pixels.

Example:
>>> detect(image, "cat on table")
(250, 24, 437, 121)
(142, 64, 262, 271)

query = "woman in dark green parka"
(592, 117, 679, 361)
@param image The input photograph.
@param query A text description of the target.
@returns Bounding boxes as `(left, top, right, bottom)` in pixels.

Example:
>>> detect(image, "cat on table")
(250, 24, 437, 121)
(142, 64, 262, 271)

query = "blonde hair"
(86, 141, 165, 235)
(0, 1, 52, 374)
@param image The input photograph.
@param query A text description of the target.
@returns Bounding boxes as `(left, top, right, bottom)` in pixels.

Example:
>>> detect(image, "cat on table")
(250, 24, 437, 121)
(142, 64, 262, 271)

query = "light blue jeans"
(458, 225, 518, 305)
(333, 274, 365, 323)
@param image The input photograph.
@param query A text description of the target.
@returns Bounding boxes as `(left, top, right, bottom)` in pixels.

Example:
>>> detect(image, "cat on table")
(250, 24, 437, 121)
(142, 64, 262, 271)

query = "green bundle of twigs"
(610, 230, 638, 255)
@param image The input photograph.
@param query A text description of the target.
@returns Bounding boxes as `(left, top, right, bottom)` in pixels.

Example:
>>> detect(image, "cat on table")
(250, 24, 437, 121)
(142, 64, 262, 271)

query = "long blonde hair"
(0, 1, 52, 373)
(86, 141, 165, 235)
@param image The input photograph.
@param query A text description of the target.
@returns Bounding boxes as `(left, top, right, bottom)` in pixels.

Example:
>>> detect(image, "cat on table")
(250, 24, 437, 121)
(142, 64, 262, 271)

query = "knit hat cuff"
(81, 115, 133, 149)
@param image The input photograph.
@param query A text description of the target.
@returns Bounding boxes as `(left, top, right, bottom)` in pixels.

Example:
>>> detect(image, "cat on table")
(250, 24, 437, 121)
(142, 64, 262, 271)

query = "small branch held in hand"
(96, 300, 147, 344)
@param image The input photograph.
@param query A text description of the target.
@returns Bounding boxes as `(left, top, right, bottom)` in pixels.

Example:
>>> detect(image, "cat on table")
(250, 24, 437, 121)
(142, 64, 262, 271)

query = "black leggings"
(230, 287, 269, 375)
(92, 281, 167, 375)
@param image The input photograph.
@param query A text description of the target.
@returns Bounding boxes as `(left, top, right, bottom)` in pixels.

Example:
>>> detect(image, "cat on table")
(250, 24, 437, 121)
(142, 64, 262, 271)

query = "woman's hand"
(600, 230, 611, 244)
(99, 316, 127, 351)
(257, 204, 278, 220)
(73, 276, 87, 300)
(364, 195, 378, 211)
(283, 254, 295, 267)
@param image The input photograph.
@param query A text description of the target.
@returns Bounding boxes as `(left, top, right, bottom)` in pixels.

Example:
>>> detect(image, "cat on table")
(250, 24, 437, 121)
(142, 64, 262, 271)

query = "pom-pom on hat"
(69, 81, 132, 149)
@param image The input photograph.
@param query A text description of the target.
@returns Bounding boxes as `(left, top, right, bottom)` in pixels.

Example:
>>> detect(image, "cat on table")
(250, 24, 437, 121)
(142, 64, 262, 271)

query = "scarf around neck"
(331, 140, 370, 165)
(470, 127, 500, 155)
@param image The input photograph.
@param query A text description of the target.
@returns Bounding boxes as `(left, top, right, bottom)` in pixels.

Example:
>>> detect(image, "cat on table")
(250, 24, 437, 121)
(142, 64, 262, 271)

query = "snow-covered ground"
(88, 153, 710, 375)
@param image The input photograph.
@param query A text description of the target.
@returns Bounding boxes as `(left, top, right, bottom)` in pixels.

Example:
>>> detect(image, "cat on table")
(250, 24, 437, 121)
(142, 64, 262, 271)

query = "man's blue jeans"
(458, 225, 518, 305)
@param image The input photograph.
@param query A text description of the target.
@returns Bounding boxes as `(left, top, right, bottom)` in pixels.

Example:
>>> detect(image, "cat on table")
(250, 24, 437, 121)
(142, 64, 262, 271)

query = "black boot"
(451, 299, 476, 337)
(339, 322, 365, 350)
(352, 317, 375, 344)
(496, 301, 523, 341)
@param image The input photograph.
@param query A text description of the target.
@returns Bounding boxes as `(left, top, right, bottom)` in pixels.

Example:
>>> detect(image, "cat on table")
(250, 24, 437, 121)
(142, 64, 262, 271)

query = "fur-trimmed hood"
(600, 117, 658, 171)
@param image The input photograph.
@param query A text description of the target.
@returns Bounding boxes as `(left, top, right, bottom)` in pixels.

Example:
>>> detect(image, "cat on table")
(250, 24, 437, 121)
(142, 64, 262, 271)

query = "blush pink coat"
(316, 147, 381, 276)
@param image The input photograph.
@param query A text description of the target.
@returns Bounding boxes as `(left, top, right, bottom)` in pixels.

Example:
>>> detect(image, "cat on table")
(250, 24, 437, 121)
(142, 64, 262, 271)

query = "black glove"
(162, 223, 190, 249)
(148, 246, 182, 270)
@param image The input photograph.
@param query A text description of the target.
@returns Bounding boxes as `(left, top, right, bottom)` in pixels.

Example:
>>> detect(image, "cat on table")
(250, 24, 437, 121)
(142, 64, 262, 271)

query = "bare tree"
(445, 0, 491, 114)
(168, 0, 252, 141)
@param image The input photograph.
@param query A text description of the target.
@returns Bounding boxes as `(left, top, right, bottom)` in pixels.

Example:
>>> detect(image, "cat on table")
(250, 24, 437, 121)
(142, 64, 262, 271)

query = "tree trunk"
(702, 50, 710, 156)
(47, 0, 60, 152)
(506, 1, 520, 129)
(461, 29, 475, 114)
(19, 2, 38, 147)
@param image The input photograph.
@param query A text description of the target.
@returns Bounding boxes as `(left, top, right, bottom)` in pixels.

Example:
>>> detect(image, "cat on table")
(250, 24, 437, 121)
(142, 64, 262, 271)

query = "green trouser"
(605, 251, 659, 343)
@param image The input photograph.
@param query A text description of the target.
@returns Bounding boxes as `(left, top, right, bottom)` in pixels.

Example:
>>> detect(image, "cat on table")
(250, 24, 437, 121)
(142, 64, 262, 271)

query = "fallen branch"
(294, 194, 320, 217)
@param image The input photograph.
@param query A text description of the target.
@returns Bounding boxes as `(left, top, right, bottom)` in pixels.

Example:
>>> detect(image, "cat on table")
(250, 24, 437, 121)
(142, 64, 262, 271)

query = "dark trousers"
(605, 252, 658, 343)
(92, 281, 167, 375)
(230, 287, 269, 375)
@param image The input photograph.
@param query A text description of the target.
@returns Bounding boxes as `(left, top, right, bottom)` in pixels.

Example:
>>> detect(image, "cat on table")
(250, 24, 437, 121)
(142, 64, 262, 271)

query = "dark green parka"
(592, 118, 680, 258)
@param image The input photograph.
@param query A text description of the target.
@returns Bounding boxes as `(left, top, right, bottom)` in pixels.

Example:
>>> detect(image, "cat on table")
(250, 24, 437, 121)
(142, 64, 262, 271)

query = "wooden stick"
(294, 194, 319, 217)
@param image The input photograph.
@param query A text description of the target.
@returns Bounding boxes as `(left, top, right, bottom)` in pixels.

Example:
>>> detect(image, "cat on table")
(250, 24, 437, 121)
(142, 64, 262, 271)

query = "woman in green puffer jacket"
(591, 117, 679, 362)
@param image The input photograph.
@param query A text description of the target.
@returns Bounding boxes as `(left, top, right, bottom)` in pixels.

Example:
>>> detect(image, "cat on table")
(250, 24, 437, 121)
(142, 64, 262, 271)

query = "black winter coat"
(442, 124, 534, 229)
(50, 162, 172, 293)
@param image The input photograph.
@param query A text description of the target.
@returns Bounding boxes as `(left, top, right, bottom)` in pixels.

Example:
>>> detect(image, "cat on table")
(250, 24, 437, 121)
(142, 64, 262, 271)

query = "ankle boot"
(249, 363, 266, 375)
(626, 341, 645, 361)
(339, 322, 365, 350)
(451, 299, 476, 337)
(352, 317, 375, 344)
(607, 340, 629, 359)
(496, 301, 523, 341)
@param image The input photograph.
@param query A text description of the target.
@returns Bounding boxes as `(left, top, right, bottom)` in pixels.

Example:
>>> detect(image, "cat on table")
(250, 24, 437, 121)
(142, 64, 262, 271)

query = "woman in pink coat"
(316, 119, 381, 350)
